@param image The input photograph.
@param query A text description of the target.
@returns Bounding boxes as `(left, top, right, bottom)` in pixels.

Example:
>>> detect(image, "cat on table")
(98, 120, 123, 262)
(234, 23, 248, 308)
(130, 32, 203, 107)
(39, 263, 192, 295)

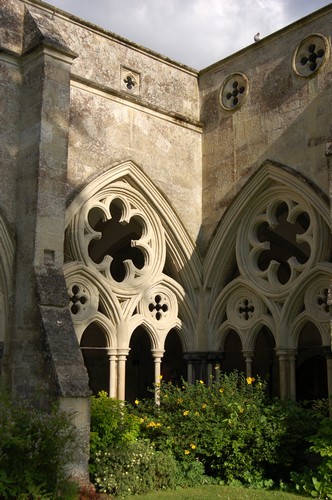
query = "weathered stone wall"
(66, 86, 202, 244)
(0, 0, 23, 225)
(23, 1, 203, 246)
(200, 6, 332, 248)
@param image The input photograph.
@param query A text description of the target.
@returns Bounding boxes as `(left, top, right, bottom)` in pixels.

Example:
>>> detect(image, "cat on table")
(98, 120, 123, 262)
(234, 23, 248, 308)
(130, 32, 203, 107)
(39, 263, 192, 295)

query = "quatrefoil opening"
(220, 73, 249, 111)
(293, 34, 329, 77)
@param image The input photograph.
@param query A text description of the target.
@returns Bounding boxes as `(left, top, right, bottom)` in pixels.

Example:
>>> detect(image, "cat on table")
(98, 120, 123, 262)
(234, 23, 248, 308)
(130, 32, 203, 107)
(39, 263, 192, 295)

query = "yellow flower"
(147, 421, 161, 428)
(184, 449, 190, 455)
(219, 388, 224, 393)
(190, 443, 196, 450)
(199, 380, 204, 385)
(202, 403, 207, 409)
(159, 374, 163, 380)
(239, 407, 244, 413)
(134, 399, 139, 405)
(194, 411, 200, 416)
(183, 410, 190, 416)
(246, 377, 255, 385)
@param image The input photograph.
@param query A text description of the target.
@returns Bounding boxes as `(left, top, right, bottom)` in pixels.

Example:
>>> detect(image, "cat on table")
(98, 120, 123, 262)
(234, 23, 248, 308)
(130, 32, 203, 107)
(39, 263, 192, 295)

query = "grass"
(131, 485, 306, 499)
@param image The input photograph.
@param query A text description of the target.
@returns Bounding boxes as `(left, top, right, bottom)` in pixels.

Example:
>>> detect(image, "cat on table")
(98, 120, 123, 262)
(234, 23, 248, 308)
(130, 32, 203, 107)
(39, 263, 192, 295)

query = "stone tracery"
(205, 163, 332, 401)
(64, 162, 199, 400)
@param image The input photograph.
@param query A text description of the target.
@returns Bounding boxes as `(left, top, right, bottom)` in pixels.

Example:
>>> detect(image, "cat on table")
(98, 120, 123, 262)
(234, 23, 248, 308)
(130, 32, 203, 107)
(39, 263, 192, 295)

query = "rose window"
(236, 194, 317, 297)
(66, 179, 166, 296)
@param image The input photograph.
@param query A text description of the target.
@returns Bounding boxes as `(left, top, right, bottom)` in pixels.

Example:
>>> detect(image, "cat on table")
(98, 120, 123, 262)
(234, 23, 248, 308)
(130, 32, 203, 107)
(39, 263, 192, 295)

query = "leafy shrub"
(89, 390, 141, 478)
(291, 416, 332, 499)
(132, 371, 320, 487)
(0, 390, 78, 499)
(92, 439, 180, 496)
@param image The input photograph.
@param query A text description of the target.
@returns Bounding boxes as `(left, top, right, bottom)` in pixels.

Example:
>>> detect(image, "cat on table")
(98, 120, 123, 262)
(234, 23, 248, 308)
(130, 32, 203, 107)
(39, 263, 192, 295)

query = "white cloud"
(45, 0, 330, 68)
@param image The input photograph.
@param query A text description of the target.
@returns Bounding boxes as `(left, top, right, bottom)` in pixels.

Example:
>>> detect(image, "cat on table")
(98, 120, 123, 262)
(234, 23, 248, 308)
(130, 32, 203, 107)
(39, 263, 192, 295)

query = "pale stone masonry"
(0, 0, 331, 479)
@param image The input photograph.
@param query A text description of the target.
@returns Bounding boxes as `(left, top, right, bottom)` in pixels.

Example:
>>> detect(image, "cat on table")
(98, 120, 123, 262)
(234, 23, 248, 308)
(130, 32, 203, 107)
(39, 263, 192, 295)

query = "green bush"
(89, 390, 141, 478)
(93, 439, 180, 496)
(132, 372, 320, 487)
(0, 390, 78, 499)
(90, 391, 210, 495)
(291, 416, 332, 499)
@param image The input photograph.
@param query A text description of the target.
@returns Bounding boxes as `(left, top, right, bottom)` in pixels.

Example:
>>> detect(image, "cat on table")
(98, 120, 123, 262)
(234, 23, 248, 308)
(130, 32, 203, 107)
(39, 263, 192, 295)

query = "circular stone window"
(219, 73, 249, 111)
(293, 34, 329, 77)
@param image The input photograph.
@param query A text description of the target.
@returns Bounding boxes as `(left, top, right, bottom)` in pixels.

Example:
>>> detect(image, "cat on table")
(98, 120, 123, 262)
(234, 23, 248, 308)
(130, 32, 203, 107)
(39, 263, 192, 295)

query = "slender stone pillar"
(151, 349, 164, 403)
(277, 349, 289, 399)
(187, 362, 193, 384)
(243, 350, 254, 378)
(324, 347, 332, 417)
(107, 348, 117, 398)
(117, 348, 129, 400)
(288, 350, 297, 401)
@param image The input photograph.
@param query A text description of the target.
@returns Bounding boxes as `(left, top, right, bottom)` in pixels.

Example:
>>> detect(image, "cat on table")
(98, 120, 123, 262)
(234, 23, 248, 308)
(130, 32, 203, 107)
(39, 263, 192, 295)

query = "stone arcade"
(1, 0, 332, 479)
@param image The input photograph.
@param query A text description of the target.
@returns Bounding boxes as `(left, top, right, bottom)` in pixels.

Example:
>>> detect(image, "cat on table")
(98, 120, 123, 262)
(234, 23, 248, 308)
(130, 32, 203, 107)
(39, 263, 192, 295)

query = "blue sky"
(44, 0, 331, 68)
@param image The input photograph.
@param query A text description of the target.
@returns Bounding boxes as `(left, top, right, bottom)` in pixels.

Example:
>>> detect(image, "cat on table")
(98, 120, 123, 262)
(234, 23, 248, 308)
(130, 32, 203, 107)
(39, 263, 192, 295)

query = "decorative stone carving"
(219, 72, 249, 110)
(121, 66, 140, 94)
(236, 191, 329, 299)
(66, 180, 166, 297)
(293, 34, 329, 77)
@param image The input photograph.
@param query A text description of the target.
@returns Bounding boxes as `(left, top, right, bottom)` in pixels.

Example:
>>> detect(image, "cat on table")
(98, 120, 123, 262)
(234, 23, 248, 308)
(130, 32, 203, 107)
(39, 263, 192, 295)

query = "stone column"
(277, 349, 289, 399)
(151, 349, 164, 403)
(187, 361, 193, 384)
(324, 347, 332, 417)
(288, 350, 297, 401)
(242, 350, 254, 378)
(107, 348, 117, 398)
(117, 348, 129, 401)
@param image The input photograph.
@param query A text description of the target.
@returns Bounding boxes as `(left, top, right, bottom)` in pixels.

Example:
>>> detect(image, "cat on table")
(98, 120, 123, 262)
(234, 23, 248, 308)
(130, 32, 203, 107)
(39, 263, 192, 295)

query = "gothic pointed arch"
(205, 161, 332, 399)
(64, 161, 200, 397)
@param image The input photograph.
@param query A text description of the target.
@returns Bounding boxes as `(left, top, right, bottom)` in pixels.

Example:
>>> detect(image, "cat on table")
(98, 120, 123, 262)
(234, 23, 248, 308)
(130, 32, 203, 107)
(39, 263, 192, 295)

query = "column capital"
(107, 348, 117, 358)
(117, 348, 130, 358)
(242, 350, 254, 358)
(151, 349, 165, 359)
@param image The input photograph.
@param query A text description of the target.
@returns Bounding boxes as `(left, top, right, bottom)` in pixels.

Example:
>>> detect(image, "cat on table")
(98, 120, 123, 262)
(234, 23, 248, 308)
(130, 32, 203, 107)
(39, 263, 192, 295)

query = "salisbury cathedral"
(1, 0, 331, 478)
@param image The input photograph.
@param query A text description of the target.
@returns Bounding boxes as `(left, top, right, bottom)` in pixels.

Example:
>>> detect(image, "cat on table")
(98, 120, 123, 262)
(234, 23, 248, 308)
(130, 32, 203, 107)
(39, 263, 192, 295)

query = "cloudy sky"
(45, 0, 331, 68)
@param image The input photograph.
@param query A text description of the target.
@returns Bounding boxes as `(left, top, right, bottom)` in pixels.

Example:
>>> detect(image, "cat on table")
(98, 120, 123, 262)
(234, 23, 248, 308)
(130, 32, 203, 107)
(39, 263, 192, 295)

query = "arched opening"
(162, 329, 186, 384)
(252, 326, 277, 397)
(126, 326, 154, 402)
(80, 323, 109, 395)
(296, 322, 327, 401)
(221, 330, 245, 374)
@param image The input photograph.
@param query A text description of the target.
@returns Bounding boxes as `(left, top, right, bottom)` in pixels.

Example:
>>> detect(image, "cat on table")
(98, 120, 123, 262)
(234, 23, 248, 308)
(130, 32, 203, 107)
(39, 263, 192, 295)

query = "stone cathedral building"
(1, 0, 332, 478)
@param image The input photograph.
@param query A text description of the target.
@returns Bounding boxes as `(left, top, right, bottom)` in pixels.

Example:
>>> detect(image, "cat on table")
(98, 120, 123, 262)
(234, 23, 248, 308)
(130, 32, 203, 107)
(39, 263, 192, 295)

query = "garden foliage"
(291, 416, 332, 498)
(90, 373, 328, 496)
(0, 390, 78, 499)
(90, 391, 210, 496)
(133, 372, 321, 486)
